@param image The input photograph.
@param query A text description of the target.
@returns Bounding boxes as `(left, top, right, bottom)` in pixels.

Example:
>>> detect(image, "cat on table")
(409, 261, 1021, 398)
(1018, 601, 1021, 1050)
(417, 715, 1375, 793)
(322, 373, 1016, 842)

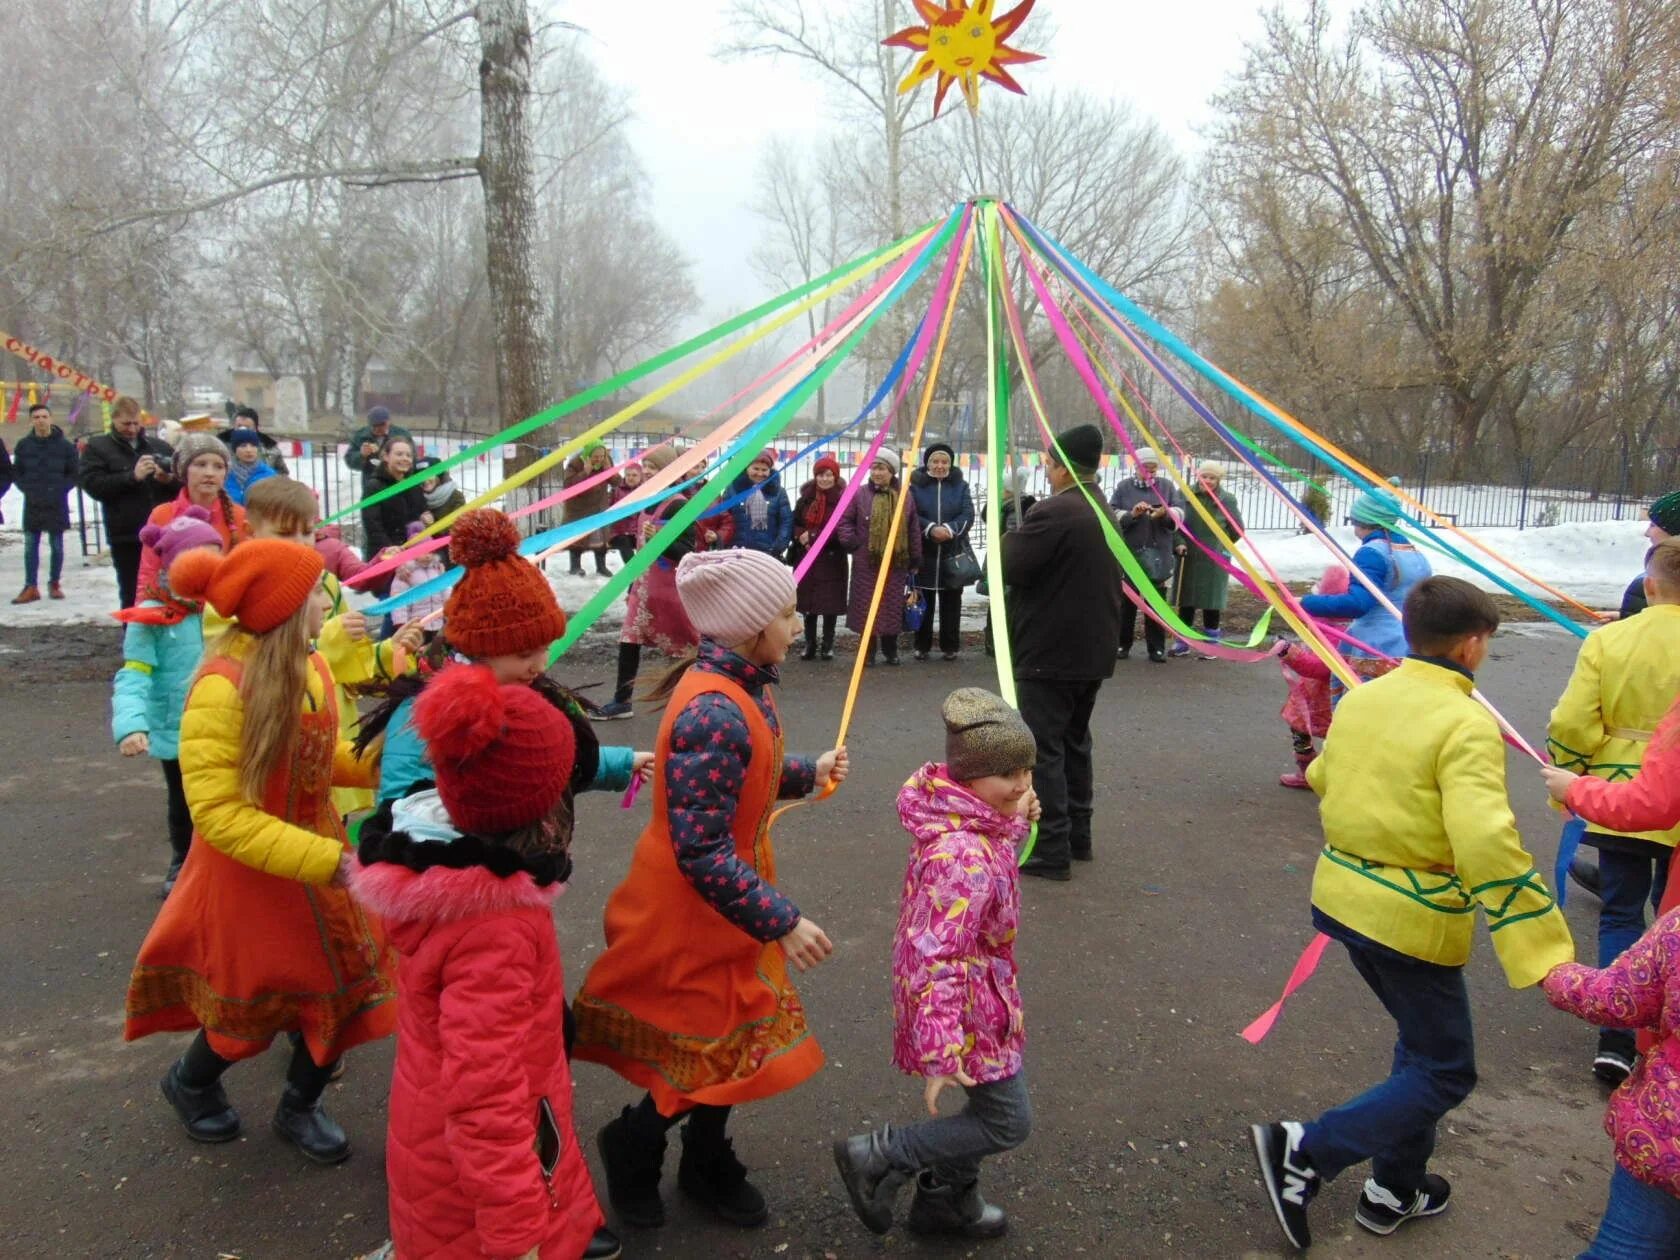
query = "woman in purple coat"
(836, 448, 922, 666)
(791, 455, 850, 661)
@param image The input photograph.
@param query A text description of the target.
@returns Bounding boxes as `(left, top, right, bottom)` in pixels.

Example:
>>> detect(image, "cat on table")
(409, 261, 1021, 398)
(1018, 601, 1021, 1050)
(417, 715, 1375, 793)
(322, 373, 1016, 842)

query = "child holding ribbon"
(573, 548, 849, 1231)
(1249, 578, 1572, 1251)
(834, 688, 1039, 1241)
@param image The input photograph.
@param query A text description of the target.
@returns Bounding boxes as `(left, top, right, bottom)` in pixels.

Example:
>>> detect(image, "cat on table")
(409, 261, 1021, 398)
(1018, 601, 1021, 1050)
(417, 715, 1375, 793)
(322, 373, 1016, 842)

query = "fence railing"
(51, 428, 1666, 563)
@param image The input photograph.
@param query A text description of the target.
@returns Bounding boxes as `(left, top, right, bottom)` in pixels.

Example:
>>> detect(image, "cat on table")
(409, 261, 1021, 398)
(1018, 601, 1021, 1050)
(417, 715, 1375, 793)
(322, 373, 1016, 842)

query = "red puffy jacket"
(353, 833, 602, 1259)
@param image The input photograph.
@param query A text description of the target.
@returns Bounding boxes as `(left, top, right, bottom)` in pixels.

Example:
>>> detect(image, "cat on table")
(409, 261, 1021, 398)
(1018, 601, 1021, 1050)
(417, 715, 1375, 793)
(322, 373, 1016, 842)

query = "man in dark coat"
(344, 406, 414, 480)
(1001, 423, 1125, 881)
(11, 403, 82, 603)
(219, 405, 290, 475)
(78, 397, 176, 608)
(1109, 450, 1186, 663)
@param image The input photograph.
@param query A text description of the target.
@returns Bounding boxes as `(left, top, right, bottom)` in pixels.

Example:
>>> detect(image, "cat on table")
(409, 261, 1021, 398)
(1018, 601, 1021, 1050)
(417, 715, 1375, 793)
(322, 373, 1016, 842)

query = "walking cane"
(1169, 546, 1187, 653)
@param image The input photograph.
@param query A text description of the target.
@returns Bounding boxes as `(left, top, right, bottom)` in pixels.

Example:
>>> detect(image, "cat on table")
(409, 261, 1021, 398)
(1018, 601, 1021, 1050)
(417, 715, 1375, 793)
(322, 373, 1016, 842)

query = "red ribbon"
(1241, 932, 1331, 1044)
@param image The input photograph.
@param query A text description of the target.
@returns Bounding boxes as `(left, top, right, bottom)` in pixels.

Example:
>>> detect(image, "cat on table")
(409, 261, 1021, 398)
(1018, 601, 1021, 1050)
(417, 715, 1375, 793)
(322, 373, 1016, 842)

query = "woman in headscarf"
(790, 455, 849, 660)
(835, 449, 922, 667)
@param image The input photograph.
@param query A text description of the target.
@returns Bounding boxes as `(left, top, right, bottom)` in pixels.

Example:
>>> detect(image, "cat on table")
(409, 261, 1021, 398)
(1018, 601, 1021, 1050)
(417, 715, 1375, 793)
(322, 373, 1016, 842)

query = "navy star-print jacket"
(666, 639, 817, 943)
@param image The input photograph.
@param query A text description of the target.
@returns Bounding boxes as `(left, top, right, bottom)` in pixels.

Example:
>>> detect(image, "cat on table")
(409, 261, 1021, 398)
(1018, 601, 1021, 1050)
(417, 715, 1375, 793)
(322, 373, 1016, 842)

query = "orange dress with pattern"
(572, 668, 823, 1114)
(124, 655, 397, 1064)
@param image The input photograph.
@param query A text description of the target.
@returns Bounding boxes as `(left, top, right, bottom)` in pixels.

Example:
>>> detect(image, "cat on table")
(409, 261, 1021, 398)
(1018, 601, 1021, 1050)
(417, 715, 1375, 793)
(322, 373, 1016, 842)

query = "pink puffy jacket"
(353, 838, 602, 1259)
(1543, 909, 1680, 1199)
(892, 763, 1028, 1084)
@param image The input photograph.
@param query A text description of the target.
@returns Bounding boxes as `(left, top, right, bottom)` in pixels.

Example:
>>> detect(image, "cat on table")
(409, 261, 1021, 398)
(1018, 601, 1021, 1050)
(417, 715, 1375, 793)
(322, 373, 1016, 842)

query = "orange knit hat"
(169, 540, 323, 633)
(442, 510, 567, 658)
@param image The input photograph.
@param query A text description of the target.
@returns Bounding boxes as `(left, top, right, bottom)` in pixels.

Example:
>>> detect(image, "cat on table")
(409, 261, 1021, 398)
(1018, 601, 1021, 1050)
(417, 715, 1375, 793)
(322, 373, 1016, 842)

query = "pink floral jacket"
(892, 763, 1028, 1084)
(1542, 908, 1680, 1198)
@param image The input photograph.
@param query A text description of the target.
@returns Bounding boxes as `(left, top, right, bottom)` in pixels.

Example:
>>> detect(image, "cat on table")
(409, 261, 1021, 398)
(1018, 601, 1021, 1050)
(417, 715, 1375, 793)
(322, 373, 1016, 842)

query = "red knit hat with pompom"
(441, 509, 567, 658)
(414, 664, 575, 835)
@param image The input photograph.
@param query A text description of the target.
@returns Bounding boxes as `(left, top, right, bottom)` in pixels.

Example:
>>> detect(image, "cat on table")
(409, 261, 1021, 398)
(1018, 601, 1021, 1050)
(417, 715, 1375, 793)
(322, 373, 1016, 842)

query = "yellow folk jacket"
(1308, 658, 1573, 988)
(179, 644, 375, 885)
(1547, 602, 1680, 847)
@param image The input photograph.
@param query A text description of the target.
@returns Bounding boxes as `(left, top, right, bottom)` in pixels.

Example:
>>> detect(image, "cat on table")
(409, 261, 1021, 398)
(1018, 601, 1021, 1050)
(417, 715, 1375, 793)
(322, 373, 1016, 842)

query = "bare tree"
(1207, 0, 1680, 472)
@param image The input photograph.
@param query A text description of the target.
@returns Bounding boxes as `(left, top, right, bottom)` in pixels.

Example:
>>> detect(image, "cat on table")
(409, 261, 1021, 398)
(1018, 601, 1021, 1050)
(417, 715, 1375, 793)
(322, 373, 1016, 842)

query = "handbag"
(1134, 545, 1173, 583)
(903, 586, 926, 632)
(939, 536, 983, 588)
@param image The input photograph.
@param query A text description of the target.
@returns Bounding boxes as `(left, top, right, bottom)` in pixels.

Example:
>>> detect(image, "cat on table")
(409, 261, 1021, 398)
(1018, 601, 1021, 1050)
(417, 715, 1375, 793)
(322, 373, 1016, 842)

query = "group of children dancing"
(104, 452, 1680, 1258)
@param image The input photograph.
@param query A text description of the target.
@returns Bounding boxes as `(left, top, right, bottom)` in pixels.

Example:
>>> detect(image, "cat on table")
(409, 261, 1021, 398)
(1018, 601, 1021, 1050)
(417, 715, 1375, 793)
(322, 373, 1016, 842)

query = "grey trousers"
(880, 1070, 1032, 1186)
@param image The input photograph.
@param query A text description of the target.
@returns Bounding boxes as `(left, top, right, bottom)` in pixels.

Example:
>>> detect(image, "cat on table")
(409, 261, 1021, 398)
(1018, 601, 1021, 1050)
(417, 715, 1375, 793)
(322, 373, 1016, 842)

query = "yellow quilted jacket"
(179, 642, 376, 885)
(1547, 602, 1680, 847)
(314, 573, 403, 816)
(1308, 658, 1573, 988)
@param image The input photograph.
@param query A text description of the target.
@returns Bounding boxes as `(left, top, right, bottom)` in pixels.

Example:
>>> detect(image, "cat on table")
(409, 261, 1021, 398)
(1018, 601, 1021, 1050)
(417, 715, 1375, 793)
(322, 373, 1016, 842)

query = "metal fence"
(58, 427, 1668, 562)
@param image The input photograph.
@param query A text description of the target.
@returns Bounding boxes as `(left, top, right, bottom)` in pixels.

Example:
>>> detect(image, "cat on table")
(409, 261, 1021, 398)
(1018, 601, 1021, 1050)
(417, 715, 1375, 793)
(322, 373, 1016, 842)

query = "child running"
(113, 506, 226, 895)
(573, 548, 849, 1230)
(834, 688, 1039, 1240)
(351, 663, 619, 1260)
(1249, 577, 1573, 1251)
(124, 540, 396, 1165)
(1546, 537, 1680, 1084)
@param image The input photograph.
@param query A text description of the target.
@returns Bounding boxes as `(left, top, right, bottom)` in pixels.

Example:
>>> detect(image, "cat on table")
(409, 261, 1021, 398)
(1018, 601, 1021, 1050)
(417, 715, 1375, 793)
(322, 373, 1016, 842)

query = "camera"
(149, 453, 173, 474)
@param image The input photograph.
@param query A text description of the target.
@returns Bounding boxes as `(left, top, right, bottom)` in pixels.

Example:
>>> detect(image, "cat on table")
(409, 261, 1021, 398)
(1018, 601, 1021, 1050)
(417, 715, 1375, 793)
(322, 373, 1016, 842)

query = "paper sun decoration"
(885, 0, 1044, 116)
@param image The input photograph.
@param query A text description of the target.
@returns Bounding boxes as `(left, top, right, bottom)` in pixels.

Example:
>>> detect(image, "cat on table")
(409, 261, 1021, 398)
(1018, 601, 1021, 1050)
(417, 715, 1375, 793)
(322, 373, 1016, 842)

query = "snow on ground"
(1237, 519, 1649, 609)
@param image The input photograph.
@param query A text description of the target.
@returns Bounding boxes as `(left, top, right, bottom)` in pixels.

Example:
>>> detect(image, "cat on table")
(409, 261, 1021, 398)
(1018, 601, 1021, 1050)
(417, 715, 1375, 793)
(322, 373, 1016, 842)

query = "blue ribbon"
(1011, 209, 1591, 639)
(1554, 816, 1587, 908)
(362, 291, 936, 619)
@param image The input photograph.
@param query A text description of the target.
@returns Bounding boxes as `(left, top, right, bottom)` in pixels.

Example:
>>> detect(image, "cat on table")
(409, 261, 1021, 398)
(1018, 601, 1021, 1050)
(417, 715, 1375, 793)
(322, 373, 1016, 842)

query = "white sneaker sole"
(1355, 1197, 1449, 1236)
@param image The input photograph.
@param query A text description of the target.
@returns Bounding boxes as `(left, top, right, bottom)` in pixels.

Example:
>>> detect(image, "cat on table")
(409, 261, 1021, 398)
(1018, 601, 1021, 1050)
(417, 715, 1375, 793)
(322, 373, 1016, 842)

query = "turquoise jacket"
(111, 605, 205, 761)
(378, 695, 635, 805)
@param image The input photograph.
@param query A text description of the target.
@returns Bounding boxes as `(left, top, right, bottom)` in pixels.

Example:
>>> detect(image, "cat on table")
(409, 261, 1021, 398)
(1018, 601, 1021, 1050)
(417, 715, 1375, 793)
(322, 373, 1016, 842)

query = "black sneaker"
(1019, 858, 1071, 882)
(1117, 646, 1131, 660)
(1250, 1121, 1316, 1252)
(1148, 647, 1167, 664)
(1355, 1173, 1451, 1235)
(1594, 1047, 1635, 1086)
(590, 701, 634, 722)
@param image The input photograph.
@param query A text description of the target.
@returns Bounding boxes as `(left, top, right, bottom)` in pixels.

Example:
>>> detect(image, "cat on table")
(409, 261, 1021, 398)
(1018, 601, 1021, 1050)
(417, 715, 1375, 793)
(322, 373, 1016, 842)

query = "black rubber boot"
(833, 1127, 908, 1235)
(597, 1106, 667, 1228)
(905, 1171, 1007, 1238)
(801, 615, 818, 660)
(583, 1225, 623, 1258)
(160, 1057, 241, 1143)
(820, 617, 835, 660)
(678, 1117, 768, 1227)
(272, 1083, 350, 1164)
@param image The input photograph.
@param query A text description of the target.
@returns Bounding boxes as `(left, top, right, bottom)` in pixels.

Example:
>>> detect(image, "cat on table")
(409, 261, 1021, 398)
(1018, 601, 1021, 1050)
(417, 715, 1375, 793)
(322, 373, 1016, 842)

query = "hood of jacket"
(731, 468, 783, 497)
(353, 788, 569, 930)
(910, 466, 966, 490)
(896, 761, 1030, 851)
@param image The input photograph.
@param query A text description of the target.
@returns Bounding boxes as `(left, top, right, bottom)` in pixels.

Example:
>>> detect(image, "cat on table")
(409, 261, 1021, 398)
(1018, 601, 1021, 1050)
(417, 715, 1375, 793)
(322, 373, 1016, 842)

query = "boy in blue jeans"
(1250, 577, 1574, 1251)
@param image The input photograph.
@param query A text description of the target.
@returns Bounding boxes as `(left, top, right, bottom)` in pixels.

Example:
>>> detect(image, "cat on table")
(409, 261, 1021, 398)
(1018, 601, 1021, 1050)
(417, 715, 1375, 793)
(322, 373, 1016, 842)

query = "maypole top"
(884, 0, 1045, 117)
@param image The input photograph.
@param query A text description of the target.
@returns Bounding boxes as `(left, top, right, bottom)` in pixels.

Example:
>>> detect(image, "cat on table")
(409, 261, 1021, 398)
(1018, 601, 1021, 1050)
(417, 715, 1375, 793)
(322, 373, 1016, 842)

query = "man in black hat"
(1000, 423, 1126, 880)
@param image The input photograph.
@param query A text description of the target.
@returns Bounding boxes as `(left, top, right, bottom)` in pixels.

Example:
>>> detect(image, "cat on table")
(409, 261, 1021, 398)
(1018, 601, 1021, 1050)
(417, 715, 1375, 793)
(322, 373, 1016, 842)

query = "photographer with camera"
(79, 396, 177, 608)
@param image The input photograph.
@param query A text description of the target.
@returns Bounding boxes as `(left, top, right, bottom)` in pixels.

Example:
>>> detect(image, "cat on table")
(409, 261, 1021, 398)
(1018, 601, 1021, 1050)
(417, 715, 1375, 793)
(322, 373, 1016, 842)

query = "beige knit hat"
(943, 688, 1037, 781)
(676, 549, 797, 645)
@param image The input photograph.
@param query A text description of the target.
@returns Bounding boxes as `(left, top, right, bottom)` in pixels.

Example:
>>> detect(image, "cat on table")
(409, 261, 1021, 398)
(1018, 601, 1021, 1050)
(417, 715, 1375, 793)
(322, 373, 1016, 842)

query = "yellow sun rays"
(884, 0, 1044, 116)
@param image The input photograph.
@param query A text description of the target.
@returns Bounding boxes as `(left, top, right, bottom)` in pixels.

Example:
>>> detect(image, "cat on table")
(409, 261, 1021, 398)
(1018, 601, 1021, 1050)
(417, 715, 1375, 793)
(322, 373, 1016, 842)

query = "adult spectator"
(1619, 491, 1680, 620)
(344, 405, 413, 479)
(836, 448, 922, 667)
(10, 402, 80, 603)
(136, 433, 244, 596)
(1110, 451, 1185, 663)
(223, 429, 279, 505)
(1170, 461, 1245, 659)
(791, 455, 848, 660)
(561, 442, 618, 576)
(79, 395, 176, 609)
(415, 455, 466, 520)
(219, 405, 290, 475)
(1002, 424, 1125, 881)
(908, 440, 976, 661)
(361, 434, 431, 555)
(981, 469, 1036, 658)
(0, 435, 13, 520)
(728, 448, 793, 559)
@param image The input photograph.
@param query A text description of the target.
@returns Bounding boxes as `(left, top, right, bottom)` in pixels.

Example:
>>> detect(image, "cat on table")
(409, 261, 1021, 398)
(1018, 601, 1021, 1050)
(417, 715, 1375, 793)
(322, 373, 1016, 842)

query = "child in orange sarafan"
(572, 548, 849, 1231)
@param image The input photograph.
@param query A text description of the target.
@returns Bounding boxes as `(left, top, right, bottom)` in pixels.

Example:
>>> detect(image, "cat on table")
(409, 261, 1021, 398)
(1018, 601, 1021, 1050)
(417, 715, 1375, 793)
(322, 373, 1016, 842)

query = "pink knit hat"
(676, 549, 797, 645)
(139, 505, 223, 575)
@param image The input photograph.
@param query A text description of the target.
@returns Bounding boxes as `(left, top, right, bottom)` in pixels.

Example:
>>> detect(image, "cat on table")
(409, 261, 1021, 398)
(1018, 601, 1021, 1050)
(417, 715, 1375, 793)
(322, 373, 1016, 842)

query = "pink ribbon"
(620, 774, 644, 810)
(1242, 932, 1331, 1043)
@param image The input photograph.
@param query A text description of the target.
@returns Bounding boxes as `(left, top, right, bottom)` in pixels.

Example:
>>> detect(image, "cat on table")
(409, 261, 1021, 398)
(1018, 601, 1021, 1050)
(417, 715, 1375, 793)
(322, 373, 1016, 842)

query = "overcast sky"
(577, 0, 1290, 323)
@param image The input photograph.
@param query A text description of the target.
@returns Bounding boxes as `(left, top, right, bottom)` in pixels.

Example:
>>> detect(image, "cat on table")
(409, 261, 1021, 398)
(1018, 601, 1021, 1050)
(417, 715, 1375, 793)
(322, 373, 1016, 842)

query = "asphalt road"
(0, 622, 1613, 1258)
